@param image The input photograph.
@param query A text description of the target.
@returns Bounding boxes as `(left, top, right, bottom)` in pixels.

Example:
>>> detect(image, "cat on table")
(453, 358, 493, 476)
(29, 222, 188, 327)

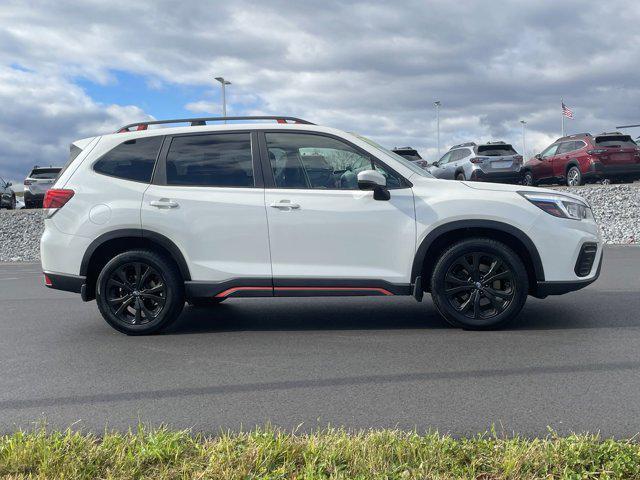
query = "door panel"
(264, 188, 416, 283)
(142, 131, 271, 282)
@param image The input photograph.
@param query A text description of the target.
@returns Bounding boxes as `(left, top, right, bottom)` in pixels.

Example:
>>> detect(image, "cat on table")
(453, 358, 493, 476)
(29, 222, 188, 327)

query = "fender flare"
(410, 219, 545, 283)
(80, 228, 191, 280)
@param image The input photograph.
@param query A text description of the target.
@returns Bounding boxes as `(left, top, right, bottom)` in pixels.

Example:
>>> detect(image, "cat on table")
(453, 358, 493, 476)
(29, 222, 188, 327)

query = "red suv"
(522, 132, 640, 186)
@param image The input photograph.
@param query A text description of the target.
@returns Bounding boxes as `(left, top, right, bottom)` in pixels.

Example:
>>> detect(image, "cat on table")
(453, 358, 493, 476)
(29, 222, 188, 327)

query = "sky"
(1, 0, 640, 183)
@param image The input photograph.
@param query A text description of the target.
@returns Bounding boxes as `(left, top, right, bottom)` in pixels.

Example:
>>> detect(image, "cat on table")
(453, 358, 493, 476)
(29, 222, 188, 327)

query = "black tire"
(566, 166, 583, 186)
(456, 172, 466, 181)
(9, 196, 16, 210)
(188, 298, 225, 307)
(96, 249, 184, 335)
(522, 170, 535, 186)
(430, 238, 528, 330)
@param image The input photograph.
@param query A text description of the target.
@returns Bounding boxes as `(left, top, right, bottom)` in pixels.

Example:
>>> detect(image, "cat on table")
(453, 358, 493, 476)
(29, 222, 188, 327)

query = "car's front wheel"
(456, 172, 466, 181)
(430, 238, 529, 330)
(96, 250, 184, 335)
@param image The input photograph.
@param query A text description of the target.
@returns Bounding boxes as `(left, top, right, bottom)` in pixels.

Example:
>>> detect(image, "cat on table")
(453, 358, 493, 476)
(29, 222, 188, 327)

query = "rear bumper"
(470, 170, 523, 183)
(24, 191, 44, 206)
(43, 271, 85, 294)
(584, 162, 640, 179)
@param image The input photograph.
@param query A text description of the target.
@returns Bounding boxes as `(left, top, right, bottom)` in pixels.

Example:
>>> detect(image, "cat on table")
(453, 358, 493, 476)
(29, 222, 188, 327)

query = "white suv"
(41, 116, 602, 335)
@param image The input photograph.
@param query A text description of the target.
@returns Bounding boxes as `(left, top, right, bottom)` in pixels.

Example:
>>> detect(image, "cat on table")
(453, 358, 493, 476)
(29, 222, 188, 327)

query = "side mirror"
(534, 154, 542, 160)
(6, 182, 12, 187)
(357, 170, 390, 201)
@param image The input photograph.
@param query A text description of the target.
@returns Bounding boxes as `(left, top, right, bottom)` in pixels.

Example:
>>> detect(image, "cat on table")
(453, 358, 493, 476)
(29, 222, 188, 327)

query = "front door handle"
(150, 199, 179, 209)
(270, 200, 300, 210)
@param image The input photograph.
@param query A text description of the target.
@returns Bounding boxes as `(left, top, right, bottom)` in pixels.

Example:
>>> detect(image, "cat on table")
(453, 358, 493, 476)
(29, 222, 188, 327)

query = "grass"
(1, 426, 640, 479)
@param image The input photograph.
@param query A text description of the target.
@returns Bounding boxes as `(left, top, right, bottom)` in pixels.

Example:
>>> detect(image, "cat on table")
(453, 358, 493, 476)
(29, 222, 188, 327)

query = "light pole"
(520, 120, 527, 158)
(214, 76, 231, 120)
(434, 101, 441, 158)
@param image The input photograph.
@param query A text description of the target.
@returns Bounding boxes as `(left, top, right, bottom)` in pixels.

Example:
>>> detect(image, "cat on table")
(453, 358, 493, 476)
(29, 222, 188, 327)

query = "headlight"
(518, 191, 591, 220)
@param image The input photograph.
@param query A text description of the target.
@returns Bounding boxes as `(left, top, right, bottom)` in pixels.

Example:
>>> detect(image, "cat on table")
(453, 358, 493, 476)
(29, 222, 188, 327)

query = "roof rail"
(554, 132, 591, 142)
(115, 116, 315, 133)
(450, 142, 476, 149)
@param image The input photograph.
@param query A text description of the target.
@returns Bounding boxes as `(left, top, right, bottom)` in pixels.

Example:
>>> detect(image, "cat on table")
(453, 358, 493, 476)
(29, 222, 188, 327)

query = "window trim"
(92, 135, 166, 184)
(152, 130, 264, 188)
(256, 130, 411, 190)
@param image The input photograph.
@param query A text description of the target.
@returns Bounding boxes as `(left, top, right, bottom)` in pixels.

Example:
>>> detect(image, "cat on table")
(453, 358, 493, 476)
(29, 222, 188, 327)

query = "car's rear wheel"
(96, 250, 184, 335)
(430, 238, 528, 330)
(566, 166, 583, 186)
(522, 171, 535, 186)
(456, 172, 466, 181)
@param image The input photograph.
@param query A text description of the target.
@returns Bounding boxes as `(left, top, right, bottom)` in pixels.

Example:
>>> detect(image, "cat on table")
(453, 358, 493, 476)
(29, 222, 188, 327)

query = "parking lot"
(1, 245, 639, 437)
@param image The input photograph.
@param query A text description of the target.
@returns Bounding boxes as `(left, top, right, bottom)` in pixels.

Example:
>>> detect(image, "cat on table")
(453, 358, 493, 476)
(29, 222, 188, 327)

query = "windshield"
(353, 134, 433, 177)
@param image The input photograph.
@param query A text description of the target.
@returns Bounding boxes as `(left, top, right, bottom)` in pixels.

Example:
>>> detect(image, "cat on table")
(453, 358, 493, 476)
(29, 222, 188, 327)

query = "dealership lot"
(1, 245, 640, 437)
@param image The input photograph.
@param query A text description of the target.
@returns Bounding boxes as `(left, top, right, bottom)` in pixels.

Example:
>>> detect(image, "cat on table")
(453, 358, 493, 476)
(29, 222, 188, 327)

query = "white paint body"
(41, 123, 602, 289)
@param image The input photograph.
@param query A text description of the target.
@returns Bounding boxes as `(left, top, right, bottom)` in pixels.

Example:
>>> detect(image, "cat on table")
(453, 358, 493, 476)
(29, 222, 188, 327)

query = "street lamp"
(520, 120, 527, 158)
(214, 76, 232, 120)
(434, 101, 441, 157)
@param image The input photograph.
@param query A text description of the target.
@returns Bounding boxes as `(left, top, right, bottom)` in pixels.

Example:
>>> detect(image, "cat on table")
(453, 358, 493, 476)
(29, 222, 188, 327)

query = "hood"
(461, 181, 588, 204)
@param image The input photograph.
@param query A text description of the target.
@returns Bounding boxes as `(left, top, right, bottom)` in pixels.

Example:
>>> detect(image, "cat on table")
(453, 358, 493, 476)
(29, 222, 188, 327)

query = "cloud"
(1, 0, 640, 181)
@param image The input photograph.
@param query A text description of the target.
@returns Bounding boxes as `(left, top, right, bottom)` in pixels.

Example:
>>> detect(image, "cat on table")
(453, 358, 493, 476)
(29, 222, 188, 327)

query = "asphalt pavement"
(1, 245, 640, 437)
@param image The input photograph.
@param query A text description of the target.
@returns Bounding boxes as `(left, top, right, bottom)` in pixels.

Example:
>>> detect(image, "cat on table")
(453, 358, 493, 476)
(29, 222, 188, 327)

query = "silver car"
(428, 141, 524, 183)
(23, 166, 61, 208)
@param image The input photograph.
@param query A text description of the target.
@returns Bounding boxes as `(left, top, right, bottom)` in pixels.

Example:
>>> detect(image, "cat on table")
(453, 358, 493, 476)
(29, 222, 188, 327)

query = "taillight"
(513, 155, 523, 162)
(470, 157, 484, 164)
(24, 179, 33, 186)
(43, 189, 74, 217)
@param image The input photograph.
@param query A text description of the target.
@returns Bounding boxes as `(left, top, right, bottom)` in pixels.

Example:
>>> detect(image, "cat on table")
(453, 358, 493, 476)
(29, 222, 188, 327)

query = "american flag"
(562, 102, 574, 119)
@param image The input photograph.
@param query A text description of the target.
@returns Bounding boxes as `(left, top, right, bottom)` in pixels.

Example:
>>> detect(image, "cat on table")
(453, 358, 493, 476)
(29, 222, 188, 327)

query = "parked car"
(0, 176, 16, 209)
(391, 147, 430, 169)
(24, 166, 62, 208)
(522, 132, 640, 186)
(41, 116, 601, 335)
(428, 142, 524, 183)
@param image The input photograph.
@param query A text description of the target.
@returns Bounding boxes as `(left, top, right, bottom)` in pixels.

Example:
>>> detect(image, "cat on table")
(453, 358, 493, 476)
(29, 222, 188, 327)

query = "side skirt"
(184, 278, 412, 299)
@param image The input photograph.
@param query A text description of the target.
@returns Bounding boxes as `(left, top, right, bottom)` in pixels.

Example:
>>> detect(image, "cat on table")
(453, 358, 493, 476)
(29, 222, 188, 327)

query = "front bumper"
(534, 249, 603, 297)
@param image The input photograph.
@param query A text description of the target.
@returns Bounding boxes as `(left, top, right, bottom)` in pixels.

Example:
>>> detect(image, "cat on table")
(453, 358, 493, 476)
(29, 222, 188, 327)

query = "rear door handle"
(270, 200, 300, 210)
(149, 199, 179, 209)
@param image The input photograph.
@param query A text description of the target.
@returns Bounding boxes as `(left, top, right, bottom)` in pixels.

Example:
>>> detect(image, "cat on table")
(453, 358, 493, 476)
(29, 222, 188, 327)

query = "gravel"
(0, 183, 638, 262)
(0, 210, 44, 262)
(553, 184, 640, 245)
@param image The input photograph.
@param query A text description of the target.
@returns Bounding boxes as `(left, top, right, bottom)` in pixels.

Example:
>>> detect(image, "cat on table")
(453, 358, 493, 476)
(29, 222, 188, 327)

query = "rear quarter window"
(94, 136, 163, 183)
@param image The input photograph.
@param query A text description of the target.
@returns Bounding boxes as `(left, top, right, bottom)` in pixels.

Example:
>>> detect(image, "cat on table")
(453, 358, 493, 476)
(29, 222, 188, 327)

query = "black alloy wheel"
(106, 262, 166, 325)
(443, 252, 515, 320)
(96, 250, 184, 335)
(522, 171, 535, 186)
(430, 238, 528, 329)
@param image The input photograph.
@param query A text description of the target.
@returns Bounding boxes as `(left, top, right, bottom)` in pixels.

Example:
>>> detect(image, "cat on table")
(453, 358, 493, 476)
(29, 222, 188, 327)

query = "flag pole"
(561, 97, 565, 137)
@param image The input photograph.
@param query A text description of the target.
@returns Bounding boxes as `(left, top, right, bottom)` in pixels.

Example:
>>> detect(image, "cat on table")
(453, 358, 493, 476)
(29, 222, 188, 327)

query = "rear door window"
(165, 133, 254, 187)
(94, 136, 163, 183)
(595, 135, 637, 148)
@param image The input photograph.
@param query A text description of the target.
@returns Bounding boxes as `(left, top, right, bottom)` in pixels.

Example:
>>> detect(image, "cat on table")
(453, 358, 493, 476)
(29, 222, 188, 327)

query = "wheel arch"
(565, 160, 580, 175)
(411, 220, 545, 293)
(80, 229, 191, 300)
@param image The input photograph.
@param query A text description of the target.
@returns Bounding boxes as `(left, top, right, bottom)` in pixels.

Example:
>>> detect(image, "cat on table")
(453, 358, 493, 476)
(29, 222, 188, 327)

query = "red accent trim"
(44, 274, 52, 287)
(215, 286, 272, 298)
(275, 287, 394, 296)
(214, 286, 395, 298)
